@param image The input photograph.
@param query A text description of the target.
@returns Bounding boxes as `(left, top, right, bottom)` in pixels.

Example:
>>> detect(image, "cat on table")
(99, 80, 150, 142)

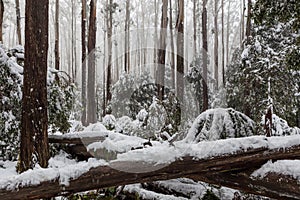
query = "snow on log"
(0, 135, 300, 199)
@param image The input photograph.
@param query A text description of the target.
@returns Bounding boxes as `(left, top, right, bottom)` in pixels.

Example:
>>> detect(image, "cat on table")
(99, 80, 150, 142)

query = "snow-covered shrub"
(226, 0, 300, 126)
(102, 114, 116, 130)
(111, 73, 181, 135)
(261, 114, 300, 136)
(0, 47, 22, 160)
(0, 45, 78, 160)
(48, 70, 77, 133)
(115, 116, 133, 134)
(185, 108, 256, 143)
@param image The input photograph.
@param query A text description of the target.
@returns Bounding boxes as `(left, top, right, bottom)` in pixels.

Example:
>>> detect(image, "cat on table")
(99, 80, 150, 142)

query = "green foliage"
(226, 0, 300, 126)
(202, 189, 220, 200)
(253, 0, 300, 30)
(185, 108, 256, 143)
(0, 46, 77, 161)
(48, 74, 76, 133)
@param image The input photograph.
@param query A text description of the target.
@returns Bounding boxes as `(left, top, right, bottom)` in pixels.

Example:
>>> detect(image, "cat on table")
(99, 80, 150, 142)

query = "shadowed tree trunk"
(54, 0, 60, 72)
(221, 0, 225, 86)
(169, 0, 175, 89)
(157, 0, 168, 100)
(193, 0, 197, 58)
(81, 0, 87, 125)
(226, 0, 231, 65)
(19, 0, 49, 173)
(124, 0, 130, 73)
(87, 0, 97, 124)
(202, 0, 208, 111)
(214, 0, 219, 89)
(241, 0, 245, 46)
(0, 0, 4, 43)
(243, 0, 252, 117)
(15, 0, 22, 45)
(176, 0, 184, 102)
(106, 0, 113, 113)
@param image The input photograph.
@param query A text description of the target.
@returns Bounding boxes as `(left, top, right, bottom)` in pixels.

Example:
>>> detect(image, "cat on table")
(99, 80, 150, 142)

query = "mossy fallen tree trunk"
(1, 143, 300, 200)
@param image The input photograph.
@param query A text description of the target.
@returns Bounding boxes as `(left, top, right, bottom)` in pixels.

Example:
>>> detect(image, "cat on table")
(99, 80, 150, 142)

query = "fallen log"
(1, 142, 300, 200)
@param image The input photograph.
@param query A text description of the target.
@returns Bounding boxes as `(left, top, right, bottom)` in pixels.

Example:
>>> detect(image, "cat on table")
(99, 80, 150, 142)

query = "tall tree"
(202, 0, 208, 111)
(193, 0, 197, 57)
(214, 0, 219, 89)
(157, 0, 168, 100)
(54, 0, 60, 72)
(245, 0, 252, 42)
(124, 0, 130, 72)
(87, 0, 97, 124)
(106, 0, 113, 112)
(81, 0, 87, 125)
(169, 0, 175, 89)
(221, 0, 225, 86)
(226, 0, 231, 65)
(15, 0, 22, 45)
(241, 0, 245, 46)
(176, 0, 184, 102)
(0, 0, 3, 43)
(19, 0, 49, 172)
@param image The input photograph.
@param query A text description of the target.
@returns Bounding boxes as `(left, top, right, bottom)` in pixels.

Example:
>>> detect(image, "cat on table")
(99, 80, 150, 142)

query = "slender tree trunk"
(0, 0, 4, 43)
(124, 0, 130, 73)
(15, 0, 22, 45)
(169, 0, 175, 90)
(81, 0, 87, 125)
(153, 0, 158, 77)
(176, 0, 184, 102)
(221, 0, 225, 87)
(202, 0, 208, 111)
(193, 0, 197, 58)
(240, 0, 245, 46)
(245, 0, 251, 42)
(214, 0, 219, 90)
(87, 0, 97, 124)
(226, 0, 231, 65)
(71, 0, 75, 81)
(106, 0, 113, 111)
(19, 0, 49, 173)
(54, 0, 60, 72)
(157, 0, 168, 101)
(243, 0, 252, 118)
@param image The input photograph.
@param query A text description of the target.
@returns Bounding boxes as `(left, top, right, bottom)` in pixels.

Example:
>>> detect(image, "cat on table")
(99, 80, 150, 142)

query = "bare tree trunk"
(176, 0, 184, 102)
(19, 0, 49, 173)
(226, 0, 231, 65)
(221, 0, 225, 87)
(87, 0, 97, 124)
(124, 0, 130, 73)
(54, 0, 60, 72)
(81, 0, 87, 125)
(193, 0, 197, 58)
(240, 0, 245, 46)
(243, 0, 252, 118)
(71, 0, 75, 81)
(153, 0, 158, 77)
(0, 0, 4, 43)
(202, 0, 208, 111)
(157, 0, 168, 101)
(245, 0, 251, 42)
(214, 0, 219, 90)
(169, 0, 175, 90)
(15, 0, 22, 45)
(106, 0, 113, 111)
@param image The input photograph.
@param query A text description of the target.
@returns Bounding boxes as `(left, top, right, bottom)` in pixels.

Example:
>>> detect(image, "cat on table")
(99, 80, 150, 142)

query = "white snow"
(124, 184, 188, 200)
(0, 152, 108, 190)
(252, 160, 300, 181)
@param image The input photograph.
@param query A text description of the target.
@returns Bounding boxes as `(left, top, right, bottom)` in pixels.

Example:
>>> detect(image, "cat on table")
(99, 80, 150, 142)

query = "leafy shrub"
(0, 46, 77, 161)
